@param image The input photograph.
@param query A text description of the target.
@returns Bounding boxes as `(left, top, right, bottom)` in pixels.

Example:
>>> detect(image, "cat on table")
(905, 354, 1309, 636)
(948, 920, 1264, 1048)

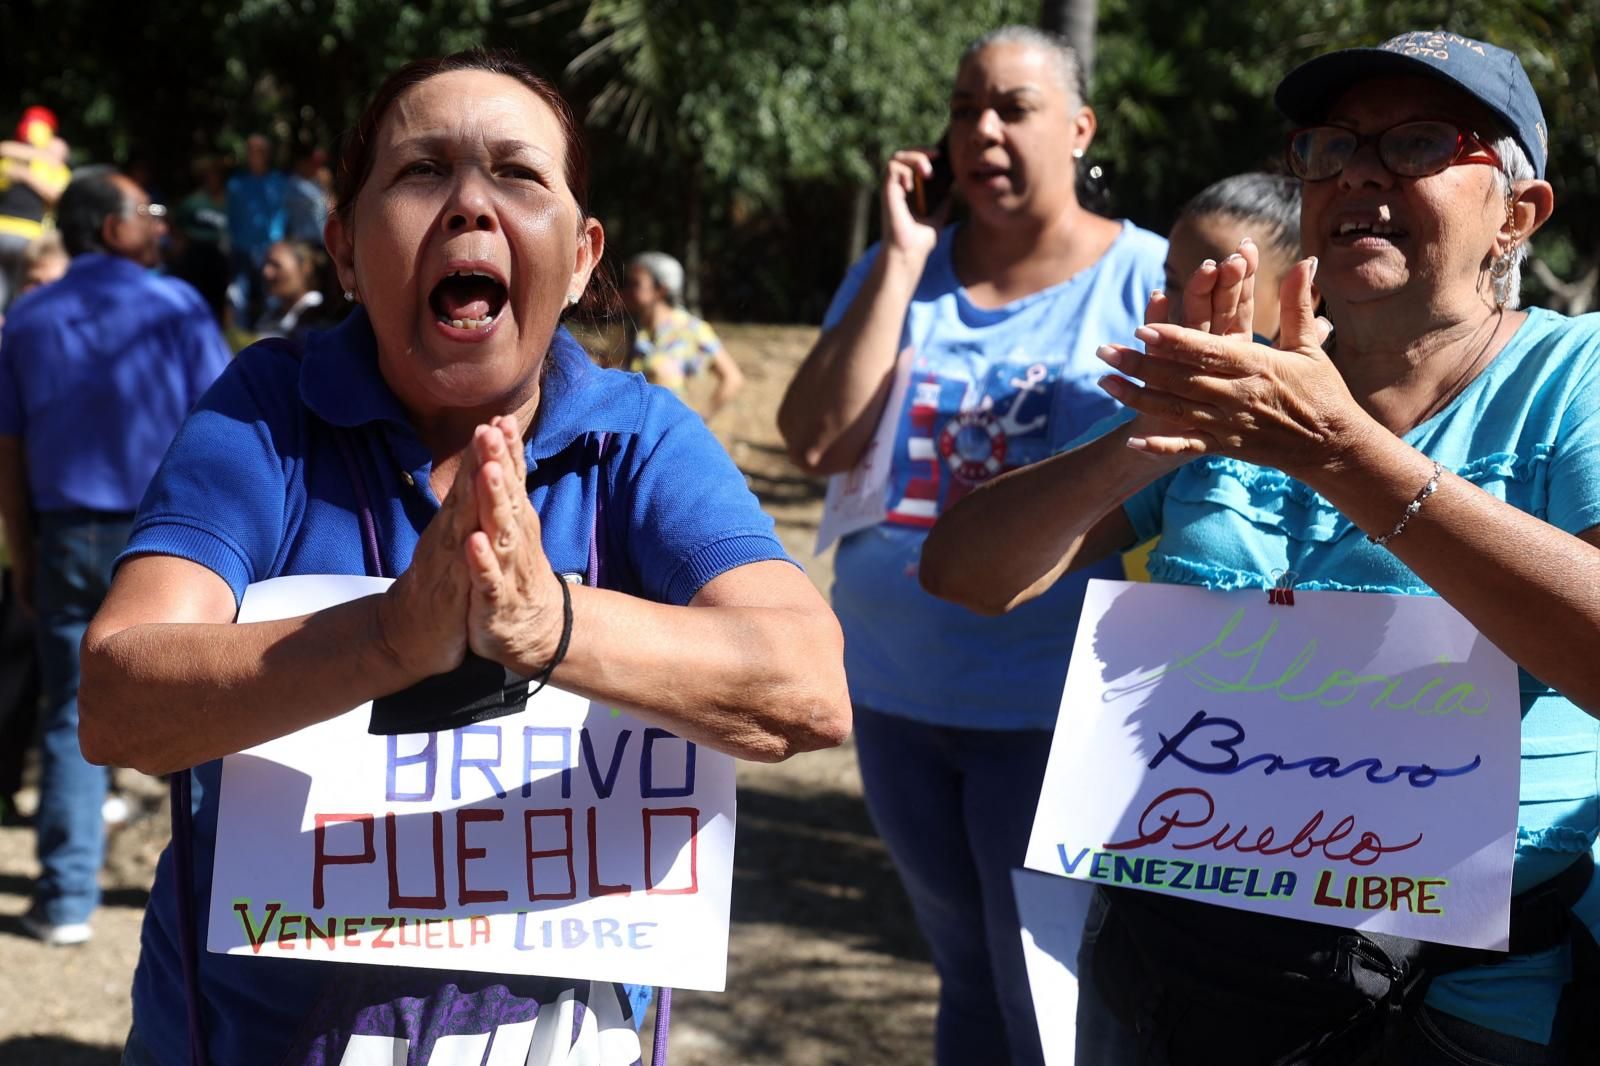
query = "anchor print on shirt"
(887, 342, 1058, 528)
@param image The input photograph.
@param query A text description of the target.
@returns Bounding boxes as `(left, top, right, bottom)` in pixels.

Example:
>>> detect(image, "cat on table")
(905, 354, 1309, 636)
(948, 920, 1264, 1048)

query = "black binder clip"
(1267, 569, 1298, 607)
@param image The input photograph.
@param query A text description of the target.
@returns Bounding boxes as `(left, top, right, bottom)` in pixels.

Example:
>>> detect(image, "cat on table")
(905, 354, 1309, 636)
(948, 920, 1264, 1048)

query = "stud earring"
(1072, 148, 1085, 159)
(343, 290, 355, 302)
(566, 293, 580, 306)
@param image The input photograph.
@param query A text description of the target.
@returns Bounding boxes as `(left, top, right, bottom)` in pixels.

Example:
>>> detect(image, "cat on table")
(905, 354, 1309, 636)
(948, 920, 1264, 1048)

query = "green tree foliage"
(513, 0, 1032, 311)
(2, 0, 1595, 317)
(1090, 0, 1600, 309)
(0, 0, 511, 170)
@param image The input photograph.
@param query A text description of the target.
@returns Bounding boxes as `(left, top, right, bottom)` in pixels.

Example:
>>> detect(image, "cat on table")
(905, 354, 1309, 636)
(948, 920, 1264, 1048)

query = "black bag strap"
(171, 769, 207, 1066)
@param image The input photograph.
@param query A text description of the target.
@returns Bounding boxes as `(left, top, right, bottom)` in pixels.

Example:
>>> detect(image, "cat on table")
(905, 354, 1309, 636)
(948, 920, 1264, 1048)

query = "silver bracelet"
(1368, 460, 1444, 547)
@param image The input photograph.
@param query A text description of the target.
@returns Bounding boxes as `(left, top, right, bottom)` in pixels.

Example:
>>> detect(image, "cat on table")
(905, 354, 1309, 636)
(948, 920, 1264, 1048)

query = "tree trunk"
(684, 155, 705, 313)
(1529, 257, 1599, 316)
(846, 182, 873, 271)
(1040, 0, 1099, 91)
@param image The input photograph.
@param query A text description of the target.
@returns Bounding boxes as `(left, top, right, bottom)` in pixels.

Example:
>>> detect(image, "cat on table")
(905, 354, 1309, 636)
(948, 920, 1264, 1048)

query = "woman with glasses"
(921, 31, 1599, 1065)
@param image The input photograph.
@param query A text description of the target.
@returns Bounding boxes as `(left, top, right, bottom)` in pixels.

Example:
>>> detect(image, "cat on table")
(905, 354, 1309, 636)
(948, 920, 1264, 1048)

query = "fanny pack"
(1088, 852, 1595, 1066)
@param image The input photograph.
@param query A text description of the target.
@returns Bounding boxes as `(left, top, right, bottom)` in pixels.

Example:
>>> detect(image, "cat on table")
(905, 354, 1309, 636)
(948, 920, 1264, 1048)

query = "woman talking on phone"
(779, 25, 1164, 1065)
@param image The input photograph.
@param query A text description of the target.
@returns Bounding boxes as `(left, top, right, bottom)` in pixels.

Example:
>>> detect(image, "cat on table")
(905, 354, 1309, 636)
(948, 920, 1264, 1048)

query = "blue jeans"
(1074, 889, 1566, 1065)
(121, 1025, 161, 1066)
(32, 510, 130, 925)
(854, 706, 1052, 1066)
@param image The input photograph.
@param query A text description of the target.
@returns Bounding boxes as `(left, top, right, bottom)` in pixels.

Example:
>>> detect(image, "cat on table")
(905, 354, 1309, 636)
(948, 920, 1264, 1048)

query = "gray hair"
(961, 25, 1086, 105)
(628, 251, 685, 306)
(1490, 134, 1535, 310)
(55, 166, 126, 257)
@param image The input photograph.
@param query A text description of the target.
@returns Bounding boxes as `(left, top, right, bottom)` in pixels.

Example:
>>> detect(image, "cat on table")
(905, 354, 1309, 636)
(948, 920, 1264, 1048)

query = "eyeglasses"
(1286, 120, 1502, 182)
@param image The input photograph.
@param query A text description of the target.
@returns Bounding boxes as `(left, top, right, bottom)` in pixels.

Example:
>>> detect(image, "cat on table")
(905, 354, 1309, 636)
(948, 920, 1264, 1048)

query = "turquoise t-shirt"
(1119, 307, 1600, 1044)
(826, 222, 1167, 730)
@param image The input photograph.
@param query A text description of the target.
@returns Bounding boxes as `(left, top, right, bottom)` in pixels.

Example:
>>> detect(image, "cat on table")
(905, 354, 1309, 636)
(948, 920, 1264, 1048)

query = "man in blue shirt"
(225, 134, 287, 324)
(282, 143, 329, 244)
(0, 165, 230, 944)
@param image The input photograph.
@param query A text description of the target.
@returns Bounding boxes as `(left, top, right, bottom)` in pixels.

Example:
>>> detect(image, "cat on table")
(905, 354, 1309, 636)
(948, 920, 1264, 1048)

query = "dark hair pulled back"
(332, 48, 618, 323)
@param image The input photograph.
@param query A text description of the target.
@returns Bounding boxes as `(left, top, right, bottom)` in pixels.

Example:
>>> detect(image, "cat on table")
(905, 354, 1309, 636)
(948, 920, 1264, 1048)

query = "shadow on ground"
(0, 873, 149, 910)
(0, 1036, 120, 1066)
(731, 784, 925, 963)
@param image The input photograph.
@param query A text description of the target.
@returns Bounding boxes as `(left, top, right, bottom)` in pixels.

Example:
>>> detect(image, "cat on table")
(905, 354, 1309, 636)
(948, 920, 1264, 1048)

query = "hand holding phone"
(912, 134, 953, 218)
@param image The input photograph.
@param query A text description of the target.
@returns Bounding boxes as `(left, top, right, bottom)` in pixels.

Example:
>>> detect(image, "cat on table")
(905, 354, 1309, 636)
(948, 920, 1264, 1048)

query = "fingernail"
(1150, 288, 1165, 300)
(1134, 325, 1160, 343)
(1239, 236, 1256, 249)
(1201, 259, 1217, 271)
(1126, 437, 1150, 451)
(1098, 374, 1127, 395)
(1308, 256, 1319, 281)
(1225, 253, 1244, 264)
(1096, 344, 1124, 367)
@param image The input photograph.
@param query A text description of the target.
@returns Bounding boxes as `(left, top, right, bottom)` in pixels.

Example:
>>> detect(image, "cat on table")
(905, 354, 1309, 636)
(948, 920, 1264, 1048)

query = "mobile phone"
(912, 133, 954, 217)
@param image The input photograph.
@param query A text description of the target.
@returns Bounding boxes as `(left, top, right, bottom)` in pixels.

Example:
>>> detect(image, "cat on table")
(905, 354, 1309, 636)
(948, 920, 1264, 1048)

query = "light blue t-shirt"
(1118, 307, 1600, 1044)
(826, 222, 1166, 730)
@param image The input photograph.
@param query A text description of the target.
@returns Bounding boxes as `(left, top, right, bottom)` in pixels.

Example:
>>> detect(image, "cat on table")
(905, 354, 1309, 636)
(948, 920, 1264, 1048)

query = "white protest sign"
(1014, 869, 1094, 1065)
(814, 345, 915, 553)
(209, 574, 736, 990)
(1026, 579, 1520, 950)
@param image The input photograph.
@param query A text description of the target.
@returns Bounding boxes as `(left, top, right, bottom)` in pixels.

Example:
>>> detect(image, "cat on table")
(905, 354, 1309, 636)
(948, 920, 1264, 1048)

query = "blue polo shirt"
(118, 308, 790, 1066)
(0, 254, 230, 512)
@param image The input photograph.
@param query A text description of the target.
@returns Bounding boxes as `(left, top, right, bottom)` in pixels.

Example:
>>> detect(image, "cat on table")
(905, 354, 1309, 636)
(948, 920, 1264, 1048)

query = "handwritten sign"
(209, 575, 736, 991)
(814, 346, 915, 552)
(1025, 579, 1520, 950)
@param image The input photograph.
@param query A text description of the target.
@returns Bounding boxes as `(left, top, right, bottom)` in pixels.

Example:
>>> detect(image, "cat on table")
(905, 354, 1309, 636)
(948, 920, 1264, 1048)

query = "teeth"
(440, 313, 496, 330)
(447, 268, 495, 279)
(1338, 221, 1400, 236)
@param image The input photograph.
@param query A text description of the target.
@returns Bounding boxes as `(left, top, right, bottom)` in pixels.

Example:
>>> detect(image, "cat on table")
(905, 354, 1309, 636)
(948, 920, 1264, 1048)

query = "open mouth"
(1333, 220, 1409, 242)
(429, 268, 508, 331)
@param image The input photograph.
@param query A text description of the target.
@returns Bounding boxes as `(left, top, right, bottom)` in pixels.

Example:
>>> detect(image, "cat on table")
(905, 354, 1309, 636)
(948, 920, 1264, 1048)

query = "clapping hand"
(1096, 241, 1347, 477)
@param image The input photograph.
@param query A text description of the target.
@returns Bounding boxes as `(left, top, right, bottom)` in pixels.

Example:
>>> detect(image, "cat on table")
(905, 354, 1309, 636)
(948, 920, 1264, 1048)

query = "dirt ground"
(0, 324, 940, 1066)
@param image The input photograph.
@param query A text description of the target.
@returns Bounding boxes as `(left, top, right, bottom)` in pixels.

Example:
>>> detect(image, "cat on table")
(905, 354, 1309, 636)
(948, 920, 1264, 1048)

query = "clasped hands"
(376, 414, 566, 682)
(1095, 239, 1363, 478)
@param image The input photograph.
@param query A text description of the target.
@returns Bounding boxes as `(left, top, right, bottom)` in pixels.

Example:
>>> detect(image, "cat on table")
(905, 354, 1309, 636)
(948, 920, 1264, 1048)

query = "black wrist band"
(527, 571, 573, 698)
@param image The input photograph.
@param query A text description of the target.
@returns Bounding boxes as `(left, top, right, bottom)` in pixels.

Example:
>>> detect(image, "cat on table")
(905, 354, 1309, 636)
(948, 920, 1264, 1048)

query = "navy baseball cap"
(1275, 31, 1548, 179)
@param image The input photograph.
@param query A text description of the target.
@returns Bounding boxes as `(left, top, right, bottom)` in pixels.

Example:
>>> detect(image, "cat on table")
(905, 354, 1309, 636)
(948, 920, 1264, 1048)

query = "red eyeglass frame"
(1285, 121, 1503, 181)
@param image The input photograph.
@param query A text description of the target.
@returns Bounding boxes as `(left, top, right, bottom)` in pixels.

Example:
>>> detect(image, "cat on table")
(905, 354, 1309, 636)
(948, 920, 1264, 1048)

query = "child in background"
(1163, 172, 1301, 341)
(1126, 172, 1302, 580)
(623, 251, 744, 418)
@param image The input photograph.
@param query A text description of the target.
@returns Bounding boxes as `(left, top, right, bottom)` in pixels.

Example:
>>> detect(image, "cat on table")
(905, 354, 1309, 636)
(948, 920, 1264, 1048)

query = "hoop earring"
(1492, 221, 1520, 280)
